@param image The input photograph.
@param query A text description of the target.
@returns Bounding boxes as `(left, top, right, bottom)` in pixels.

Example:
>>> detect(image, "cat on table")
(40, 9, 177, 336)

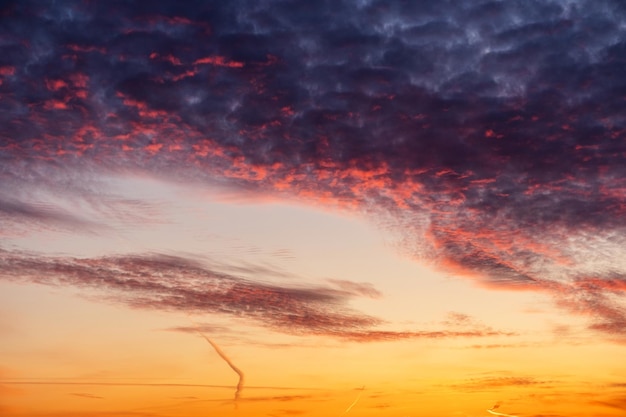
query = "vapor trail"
(201, 335, 244, 402)
(342, 387, 364, 414)
(487, 403, 517, 417)
(487, 410, 518, 417)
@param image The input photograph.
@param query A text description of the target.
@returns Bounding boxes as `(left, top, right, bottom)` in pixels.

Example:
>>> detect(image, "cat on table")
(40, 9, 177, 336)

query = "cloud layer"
(1, 1, 625, 337)
(0, 249, 510, 341)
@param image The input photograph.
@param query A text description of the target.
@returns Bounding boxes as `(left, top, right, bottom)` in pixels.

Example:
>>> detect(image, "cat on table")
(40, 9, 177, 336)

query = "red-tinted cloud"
(0, 248, 513, 341)
(1, 1, 625, 339)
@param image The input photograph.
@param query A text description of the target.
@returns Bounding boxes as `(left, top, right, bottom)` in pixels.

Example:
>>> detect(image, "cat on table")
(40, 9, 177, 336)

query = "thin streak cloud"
(0, 248, 514, 341)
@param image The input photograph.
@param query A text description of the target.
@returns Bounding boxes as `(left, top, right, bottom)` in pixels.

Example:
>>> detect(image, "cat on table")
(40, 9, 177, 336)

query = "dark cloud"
(0, 165, 166, 235)
(553, 277, 626, 338)
(1, 1, 625, 337)
(0, 248, 512, 341)
(0, 249, 377, 338)
(0, 196, 100, 234)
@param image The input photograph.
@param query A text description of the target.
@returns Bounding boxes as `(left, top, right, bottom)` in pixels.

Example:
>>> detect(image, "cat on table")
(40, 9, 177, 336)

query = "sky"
(1, 0, 625, 416)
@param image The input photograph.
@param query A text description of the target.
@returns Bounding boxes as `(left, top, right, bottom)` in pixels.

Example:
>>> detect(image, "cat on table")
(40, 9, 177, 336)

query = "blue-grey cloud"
(1, 0, 625, 337)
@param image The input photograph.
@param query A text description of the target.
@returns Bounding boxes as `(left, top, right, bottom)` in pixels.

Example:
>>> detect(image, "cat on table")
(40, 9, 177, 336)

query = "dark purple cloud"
(0, 248, 511, 341)
(1, 1, 625, 337)
(0, 196, 100, 233)
(0, 249, 376, 337)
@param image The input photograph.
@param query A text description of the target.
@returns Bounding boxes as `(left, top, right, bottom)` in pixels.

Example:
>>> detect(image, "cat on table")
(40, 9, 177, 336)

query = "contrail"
(487, 410, 518, 417)
(342, 387, 364, 414)
(200, 334, 244, 403)
(487, 403, 518, 417)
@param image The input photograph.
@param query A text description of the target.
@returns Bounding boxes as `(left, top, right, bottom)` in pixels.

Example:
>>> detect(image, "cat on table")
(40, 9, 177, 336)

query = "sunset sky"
(1, 1, 626, 416)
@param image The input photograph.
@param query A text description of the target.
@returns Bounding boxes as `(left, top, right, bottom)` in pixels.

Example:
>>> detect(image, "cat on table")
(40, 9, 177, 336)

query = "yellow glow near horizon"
(1, 179, 625, 417)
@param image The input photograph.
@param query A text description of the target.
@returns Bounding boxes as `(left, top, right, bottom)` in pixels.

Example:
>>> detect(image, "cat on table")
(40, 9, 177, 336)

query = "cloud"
(165, 324, 231, 335)
(326, 279, 383, 299)
(591, 395, 626, 410)
(453, 376, 551, 392)
(0, 381, 233, 388)
(442, 312, 476, 326)
(0, 196, 102, 235)
(172, 325, 513, 343)
(242, 394, 312, 403)
(550, 277, 626, 339)
(0, 169, 166, 236)
(0, 248, 512, 341)
(1, 1, 625, 338)
(0, 249, 376, 338)
(465, 343, 533, 349)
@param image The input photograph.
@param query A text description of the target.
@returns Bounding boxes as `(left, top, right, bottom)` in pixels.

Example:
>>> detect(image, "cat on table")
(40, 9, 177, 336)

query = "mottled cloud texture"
(1, 1, 625, 338)
(0, 249, 509, 341)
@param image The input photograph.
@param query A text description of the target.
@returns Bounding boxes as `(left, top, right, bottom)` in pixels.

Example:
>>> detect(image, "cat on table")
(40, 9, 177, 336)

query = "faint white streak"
(342, 387, 364, 414)
(487, 404, 517, 417)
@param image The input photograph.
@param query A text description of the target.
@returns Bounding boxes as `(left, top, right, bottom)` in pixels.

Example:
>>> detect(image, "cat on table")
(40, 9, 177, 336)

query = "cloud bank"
(1, 0, 625, 337)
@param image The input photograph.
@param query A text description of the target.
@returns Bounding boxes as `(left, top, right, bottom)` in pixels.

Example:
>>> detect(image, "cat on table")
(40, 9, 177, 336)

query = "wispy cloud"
(0, 249, 377, 338)
(453, 376, 551, 392)
(0, 248, 513, 341)
(0, 176, 166, 237)
(0, 196, 102, 235)
(242, 394, 313, 403)
(590, 395, 626, 411)
(465, 343, 533, 350)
